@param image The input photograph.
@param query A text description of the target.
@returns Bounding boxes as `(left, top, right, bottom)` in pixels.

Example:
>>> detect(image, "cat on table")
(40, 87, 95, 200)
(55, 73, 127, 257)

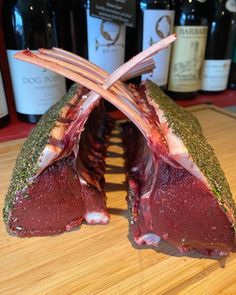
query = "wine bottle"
(125, 0, 175, 88)
(0, 6, 10, 129)
(70, 0, 126, 73)
(2, 0, 66, 123)
(0, 69, 10, 129)
(167, 0, 209, 99)
(228, 0, 236, 89)
(228, 41, 236, 89)
(51, 0, 74, 89)
(201, 0, 236, 92)
(51, 0, 73, 52)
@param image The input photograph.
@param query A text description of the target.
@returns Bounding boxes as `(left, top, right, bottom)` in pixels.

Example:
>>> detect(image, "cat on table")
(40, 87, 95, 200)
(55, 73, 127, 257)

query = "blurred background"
(0, 0, 236, 140)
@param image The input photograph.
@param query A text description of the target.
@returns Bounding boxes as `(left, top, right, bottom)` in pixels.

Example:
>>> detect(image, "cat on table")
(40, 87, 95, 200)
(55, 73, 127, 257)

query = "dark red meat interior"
(8, 105, 113, 237)
(7, 86, 235, 255)
(122, 123, 235, 255)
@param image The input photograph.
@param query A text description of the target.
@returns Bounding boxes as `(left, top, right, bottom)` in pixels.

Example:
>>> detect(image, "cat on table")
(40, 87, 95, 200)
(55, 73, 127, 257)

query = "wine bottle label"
(86, 10, 126, 73)
(233, 44, 236, 63)
(0, 70, 8, 119)
(168, 26, 208, 92)
(90, 0, 136, 28)
(226, 0, 236, 12)
(201, 59, 231, 91)
(7, 50, 66, 115)
(141, 9, 175, 86)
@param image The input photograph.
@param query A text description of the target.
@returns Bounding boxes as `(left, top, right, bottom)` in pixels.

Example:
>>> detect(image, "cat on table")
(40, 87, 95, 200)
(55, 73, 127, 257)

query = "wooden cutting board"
(0, 105, 236, 295)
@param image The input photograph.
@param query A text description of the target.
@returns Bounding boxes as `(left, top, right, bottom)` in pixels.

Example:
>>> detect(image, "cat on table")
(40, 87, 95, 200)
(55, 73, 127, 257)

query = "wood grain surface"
(0, 105, 236, 295)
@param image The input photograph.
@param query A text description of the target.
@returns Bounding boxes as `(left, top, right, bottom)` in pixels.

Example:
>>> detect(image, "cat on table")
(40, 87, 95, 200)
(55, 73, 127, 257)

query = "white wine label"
(0, 69, 8, 118)
(7, 50, 66, 115)
(141, 9, 175, 86)
(201, 59, 231, 91)
(168, 26, 208, 92)
(87, 10, 126, 73)
(226, 0, 236, 12)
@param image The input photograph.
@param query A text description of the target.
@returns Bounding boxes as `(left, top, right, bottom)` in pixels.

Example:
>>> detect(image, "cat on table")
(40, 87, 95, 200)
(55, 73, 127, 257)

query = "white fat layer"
(84, 212, 109, 224)
(165, 131, 209, 186)
(36, 145, 61, 174)
(141, 191, 151, 199)
(79, 177, 87, 185)
(35, 136, 80, 177)
(148, 101, 209, 187)
(160, 155, 182, 169)
(144, 151, 155, 180)
(131, 167, 138, 172)
(135, 233, 161, 246)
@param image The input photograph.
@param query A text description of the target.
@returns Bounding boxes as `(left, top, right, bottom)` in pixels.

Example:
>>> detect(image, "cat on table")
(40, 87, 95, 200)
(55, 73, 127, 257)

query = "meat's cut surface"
(3, 36, 236, 255)
(122, 82, 236, 255)
(4, 84, 113, 236)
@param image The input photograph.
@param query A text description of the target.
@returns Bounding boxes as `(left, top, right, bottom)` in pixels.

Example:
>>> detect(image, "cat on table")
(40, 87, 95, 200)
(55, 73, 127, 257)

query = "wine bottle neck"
(15, 0, 52, 15)
(139, 0, 174, 10)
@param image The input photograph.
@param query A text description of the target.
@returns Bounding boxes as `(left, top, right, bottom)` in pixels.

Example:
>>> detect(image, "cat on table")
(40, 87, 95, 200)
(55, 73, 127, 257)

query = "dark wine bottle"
(2, 0, 66, 123)
(69, 0, 87, 58)
(228, 41, 236, 89)
(167, 0, 209, 100)
(0, 5, 11, 128)
(201, 0, 236, 92)
(70, 0, 126, 73)
(51, 0, 74, 89)
(125, 0, 175, 88)
(0, 62, 10, 129)
(51, 0, 73, 52)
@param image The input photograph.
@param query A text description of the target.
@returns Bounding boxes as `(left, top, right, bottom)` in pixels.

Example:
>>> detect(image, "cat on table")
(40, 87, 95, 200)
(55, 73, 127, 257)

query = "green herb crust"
(146, 81, 236, 230)
(3, 84, 79, 223)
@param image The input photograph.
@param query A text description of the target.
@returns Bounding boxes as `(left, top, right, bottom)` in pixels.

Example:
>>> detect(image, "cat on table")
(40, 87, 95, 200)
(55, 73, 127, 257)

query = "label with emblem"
(87, 10, 126, 73)
(7, 50, 66, 115)
(226, 0, 236, 12)
(141, 9, 175, 86)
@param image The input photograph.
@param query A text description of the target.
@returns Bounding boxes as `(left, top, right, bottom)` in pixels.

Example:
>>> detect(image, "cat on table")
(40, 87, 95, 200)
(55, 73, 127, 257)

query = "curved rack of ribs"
(3, 35, 236, 255)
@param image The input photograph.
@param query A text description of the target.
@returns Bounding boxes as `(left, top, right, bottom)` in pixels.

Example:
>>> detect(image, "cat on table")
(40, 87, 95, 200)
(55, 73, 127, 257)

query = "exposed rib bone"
(37, 49, 139, 112)
(79, 34, 176, 125)
(51, 47, 155, 83)
(57, 34, 176, 125)
(97, 34, 176, 88)
(38, 48, 155, 112)
(15, 34, 176, 139)
(35, 51, 131, 100)
(15, 51, 150, 136)
(40, 49, 155, 83)
(49, 48, 138, 103)
(37, 48, 148, 118)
